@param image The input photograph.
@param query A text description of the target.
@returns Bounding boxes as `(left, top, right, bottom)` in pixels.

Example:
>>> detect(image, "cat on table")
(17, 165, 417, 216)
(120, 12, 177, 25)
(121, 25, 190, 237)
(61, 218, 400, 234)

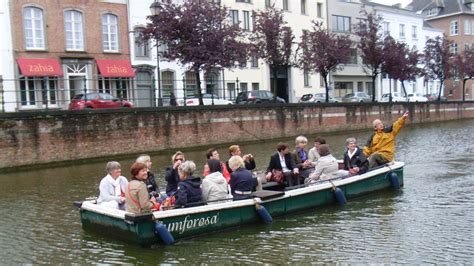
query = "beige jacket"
(125, 180, 155, 214)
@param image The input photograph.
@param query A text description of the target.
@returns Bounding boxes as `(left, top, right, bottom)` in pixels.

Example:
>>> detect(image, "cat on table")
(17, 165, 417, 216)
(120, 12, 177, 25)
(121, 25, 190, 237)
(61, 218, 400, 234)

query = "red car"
(69, 93, 133, 110)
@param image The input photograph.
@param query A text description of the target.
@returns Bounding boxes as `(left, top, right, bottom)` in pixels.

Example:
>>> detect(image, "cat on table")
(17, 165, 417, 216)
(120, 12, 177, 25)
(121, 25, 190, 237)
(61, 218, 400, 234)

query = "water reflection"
(0, 119, 473, 263)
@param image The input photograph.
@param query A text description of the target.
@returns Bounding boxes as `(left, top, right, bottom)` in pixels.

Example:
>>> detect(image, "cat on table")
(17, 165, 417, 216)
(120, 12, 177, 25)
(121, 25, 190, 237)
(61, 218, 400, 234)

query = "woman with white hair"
(136, 154, 160, 197)
(229, 156, 257, 200)
(97, 161, 128, 210)
(291, 135, 314, 182)
(175, 161, 204, 208)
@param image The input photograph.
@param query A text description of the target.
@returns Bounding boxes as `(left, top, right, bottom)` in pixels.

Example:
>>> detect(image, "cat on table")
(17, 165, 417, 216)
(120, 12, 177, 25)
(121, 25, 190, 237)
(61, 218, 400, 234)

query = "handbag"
(271, 169, 285, 184)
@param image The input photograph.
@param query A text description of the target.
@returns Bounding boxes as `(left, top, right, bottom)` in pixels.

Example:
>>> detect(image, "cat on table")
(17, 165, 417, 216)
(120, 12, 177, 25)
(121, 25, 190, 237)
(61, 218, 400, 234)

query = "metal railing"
(0, 77, 250, 112)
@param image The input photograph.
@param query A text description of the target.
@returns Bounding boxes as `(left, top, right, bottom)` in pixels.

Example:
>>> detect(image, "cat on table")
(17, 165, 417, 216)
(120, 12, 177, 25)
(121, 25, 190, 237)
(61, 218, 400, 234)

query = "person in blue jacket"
(175, 160, 204, 208)
(228, 155, 257, 200)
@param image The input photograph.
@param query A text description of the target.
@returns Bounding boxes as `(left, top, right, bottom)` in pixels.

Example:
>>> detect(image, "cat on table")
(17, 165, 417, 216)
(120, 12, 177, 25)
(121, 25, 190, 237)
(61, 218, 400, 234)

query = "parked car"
(235, 90, 286, 104)
(380, 92, 408, 102)
(341, 92, 372, 102)
(299, 93, 338, 103)
(68, 93, 133, 110)
(407, 93, 428, 102)
(178, 93, 233, 106)
(424, 93, 448, 101)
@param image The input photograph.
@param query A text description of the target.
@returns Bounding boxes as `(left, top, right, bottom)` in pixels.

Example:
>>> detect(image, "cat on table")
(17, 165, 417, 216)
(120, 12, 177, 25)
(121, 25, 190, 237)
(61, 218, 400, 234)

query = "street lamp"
(150, 0, 163, 106)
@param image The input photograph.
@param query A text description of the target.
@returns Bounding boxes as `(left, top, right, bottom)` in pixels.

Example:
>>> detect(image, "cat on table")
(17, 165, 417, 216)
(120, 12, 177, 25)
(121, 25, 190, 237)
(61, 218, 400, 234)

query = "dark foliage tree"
(145, 0, 248, 105)
(251, 6, 294, 100)
(355, 11, 384, 102)
(453, 48, 474, 101)
(297, 21, 352, 103)
(382, 36, 422, 101)
(423, 36, 454, 101)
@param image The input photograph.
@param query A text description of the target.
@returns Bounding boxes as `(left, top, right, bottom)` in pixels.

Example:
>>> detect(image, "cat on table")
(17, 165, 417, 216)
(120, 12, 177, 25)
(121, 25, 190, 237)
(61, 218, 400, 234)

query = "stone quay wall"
(1, 102, 473, 169)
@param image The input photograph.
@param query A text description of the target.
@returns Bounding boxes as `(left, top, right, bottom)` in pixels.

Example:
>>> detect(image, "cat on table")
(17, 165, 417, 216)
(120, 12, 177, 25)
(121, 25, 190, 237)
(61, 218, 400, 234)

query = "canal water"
(0, 119, 473, 264)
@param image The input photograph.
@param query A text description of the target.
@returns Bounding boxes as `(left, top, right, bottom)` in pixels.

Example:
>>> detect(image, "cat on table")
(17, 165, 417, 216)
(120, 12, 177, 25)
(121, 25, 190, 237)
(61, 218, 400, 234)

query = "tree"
(355, 11, 384, 102)
(382, 36, 422, 101)
(145, 0, 248, 105)
(423, 36, 454, 101)
(453, 48, 474, 102)
(297, 21, 352, 103)
(251, 6, 294, 100)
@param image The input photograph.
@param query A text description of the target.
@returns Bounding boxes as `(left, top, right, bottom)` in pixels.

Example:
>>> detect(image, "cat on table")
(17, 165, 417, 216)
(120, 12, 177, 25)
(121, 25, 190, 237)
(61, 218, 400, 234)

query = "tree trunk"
(272, 67, 278, 101)
(194, 67, 203, 106)
(401, 81, 408, 101)
(323, 73, 329, 103)
(438, 79, 444, 101)
(389, 77, 392, 102)
(462, 78, 467, 102)
(371, 74, 376, 102)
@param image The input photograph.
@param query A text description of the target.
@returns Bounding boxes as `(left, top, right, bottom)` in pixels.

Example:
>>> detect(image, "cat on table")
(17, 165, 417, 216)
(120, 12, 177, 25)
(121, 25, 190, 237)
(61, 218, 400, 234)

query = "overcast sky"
(370, 0, 413, 8)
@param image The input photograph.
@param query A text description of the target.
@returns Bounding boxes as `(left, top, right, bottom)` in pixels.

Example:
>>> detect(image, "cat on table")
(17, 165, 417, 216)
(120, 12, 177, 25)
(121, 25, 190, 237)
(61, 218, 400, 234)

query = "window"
(283, 0, 289, 11)
(411, 25, 417, 39)
(383, 22, 390, 35)
(320, 74, 324, 87)
(134, 28, 150, 58)
(252, 82, 259, 90)
(229, 10, 239, 26)
(317, 3, 323, 18)
(243, 11, 250, 31)
(334, 82, 354, 97)
(102, 13, 118, 52)
(303, 69, 310, 87)
(240, 83, 248, 92)
(239, 60, 247, 68)
(250, 55, 258, 67)
(450, 20, 458, 35)
(450, 43, 458, 54)
(301, 0, 307, 15)
(332, 15, 351, 33)
(19, 77, 59, 108)
(347, 48, 357, 64)
(427, 8, 438, 16)
(185, 71, 197, 97)
(227, 82, 236, 99)
(162, 71, 174, 99)
(265, 0, 271, 8)
(64, 10, 84, 51)
(23, 7, 45, 49)
(465, 42, 471, 50)
(465, 19, 472, 35)
(399, 24, 405, 38)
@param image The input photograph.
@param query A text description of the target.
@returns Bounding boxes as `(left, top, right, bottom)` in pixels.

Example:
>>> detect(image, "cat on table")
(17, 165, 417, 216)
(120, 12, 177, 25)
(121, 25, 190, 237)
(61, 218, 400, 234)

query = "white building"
(0, 0, 14, 112)
(369, 2, 444, 98)
(128, 0, 326, 105)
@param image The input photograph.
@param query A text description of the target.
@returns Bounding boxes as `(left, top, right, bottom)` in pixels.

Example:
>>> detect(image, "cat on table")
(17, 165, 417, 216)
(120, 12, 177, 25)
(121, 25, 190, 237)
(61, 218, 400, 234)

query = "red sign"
(16, 58, 64, 77)
(96, 60, 135, 78)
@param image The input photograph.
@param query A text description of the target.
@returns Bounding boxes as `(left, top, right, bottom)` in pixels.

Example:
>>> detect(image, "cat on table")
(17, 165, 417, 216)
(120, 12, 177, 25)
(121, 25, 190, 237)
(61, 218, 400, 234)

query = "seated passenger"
(265, 142, 299, 186)
(291, 135, 314, 179)
(202, 148, 231, 182)
(306, 144, 339, 183)
(126, 162, 159, 214)
(175, 161, 204, 208)
(97, 161, 128, 210)
(307, 137, 326, 165)
(202, 159, 230, 203)
(228, 156, 257, 200)
(136, 154, 160, 198)
(226, 145, 256, 174)
(343, 137, 369, 176)
(165, 151, 185, 195)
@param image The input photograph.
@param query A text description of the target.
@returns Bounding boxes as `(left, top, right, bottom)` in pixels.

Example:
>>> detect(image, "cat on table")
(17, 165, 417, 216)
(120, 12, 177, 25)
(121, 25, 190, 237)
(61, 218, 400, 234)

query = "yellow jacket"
(363, 116, 407, 161)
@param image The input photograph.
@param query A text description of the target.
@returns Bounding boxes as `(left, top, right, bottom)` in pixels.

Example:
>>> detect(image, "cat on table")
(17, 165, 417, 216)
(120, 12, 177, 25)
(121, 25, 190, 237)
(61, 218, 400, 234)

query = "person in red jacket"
(202, 148, 231, 182)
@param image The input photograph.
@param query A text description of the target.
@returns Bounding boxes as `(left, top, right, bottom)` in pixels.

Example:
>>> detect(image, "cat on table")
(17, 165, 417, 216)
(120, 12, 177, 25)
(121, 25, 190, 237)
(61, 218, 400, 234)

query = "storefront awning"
(96, 59, 135, 78)
(16, 58, 63, 77)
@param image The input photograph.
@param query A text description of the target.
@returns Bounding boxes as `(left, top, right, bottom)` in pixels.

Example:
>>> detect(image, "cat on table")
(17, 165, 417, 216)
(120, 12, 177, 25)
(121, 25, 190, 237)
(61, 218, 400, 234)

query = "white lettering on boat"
(166, 213, 219, 234)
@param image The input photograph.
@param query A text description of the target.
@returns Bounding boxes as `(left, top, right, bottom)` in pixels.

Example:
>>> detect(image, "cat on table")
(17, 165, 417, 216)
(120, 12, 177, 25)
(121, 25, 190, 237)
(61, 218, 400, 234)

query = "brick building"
(4, 0, 133, 111)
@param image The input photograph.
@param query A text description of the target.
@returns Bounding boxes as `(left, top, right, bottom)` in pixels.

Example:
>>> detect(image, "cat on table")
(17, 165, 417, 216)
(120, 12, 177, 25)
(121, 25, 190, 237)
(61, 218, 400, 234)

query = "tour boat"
(75, 161, 404, 246)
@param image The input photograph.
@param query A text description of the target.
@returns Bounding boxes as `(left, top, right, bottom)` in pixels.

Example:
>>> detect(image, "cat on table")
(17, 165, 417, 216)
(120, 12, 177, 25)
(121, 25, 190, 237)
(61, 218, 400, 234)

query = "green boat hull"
(79, 163, 404, 246)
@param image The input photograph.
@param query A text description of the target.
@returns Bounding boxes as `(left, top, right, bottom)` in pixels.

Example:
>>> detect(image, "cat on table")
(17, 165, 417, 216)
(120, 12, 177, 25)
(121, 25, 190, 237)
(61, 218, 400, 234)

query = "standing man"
(363, 111, 409, 168)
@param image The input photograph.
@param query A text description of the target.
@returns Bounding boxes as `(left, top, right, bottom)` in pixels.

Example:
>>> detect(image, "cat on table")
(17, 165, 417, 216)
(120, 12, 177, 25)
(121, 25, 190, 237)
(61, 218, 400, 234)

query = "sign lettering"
(105, 65, 128, 74)
(166, 213, 220, 234)
(28, 64, 54, 73)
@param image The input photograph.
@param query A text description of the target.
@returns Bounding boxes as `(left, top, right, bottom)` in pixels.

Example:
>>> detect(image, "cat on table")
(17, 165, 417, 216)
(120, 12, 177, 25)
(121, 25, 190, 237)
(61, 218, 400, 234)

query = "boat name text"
(166, 213, 219, 234)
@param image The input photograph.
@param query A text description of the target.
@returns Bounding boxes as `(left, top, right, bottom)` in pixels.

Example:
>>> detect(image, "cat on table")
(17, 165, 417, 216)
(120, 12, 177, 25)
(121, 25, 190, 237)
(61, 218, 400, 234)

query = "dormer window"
(427, 7, 438, 16)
